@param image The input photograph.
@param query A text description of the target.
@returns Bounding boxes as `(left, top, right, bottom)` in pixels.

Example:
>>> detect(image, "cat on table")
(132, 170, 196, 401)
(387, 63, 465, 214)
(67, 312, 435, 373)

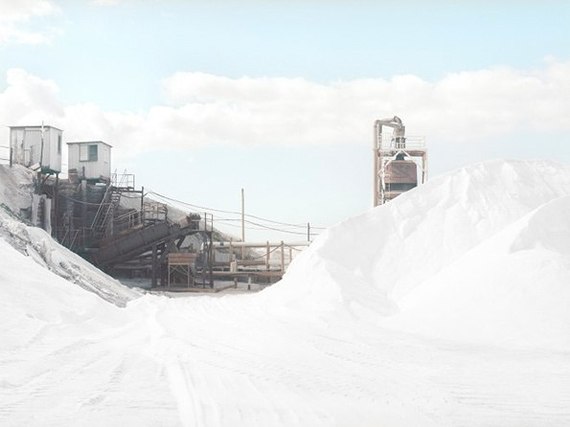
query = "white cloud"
(0, 0, 60, 45)
(1, 61, 570, 164)
(160, 63, 570, 148)
(0, 69, 63, 122)
(90, 0, 122, 5)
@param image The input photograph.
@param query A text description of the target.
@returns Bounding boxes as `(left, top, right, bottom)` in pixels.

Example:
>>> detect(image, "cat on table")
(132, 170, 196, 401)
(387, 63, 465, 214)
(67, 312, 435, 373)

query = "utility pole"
(307, 222, 311, 242)
(40, 121, 45, 170)
(241, 188, 245, 259)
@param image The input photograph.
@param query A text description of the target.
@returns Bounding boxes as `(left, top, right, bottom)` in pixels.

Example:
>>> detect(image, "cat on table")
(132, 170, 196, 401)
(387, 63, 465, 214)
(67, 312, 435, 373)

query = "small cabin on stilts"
(67, 141, 112, 182)
(9, 125, 63, 234)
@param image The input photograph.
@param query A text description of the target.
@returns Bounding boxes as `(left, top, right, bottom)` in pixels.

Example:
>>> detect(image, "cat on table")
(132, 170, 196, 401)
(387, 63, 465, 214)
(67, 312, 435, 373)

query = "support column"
(208, 232, 214, 289)
(81, 180, 87, 247)
(151, 244, 158, 288)
(159, 242, 171, 287)
(241, 188, 245, 259)
(53, 173, 59, 238)
(373, 123, 380, 207)
(423, 151, 429, 183)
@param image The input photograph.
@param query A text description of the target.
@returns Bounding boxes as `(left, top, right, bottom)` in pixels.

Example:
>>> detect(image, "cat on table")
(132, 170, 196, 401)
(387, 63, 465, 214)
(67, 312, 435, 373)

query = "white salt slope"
(0, 233, 441, 427)
(0, 237, 123, 349)
(0, 165, 139, 306)
(2, 160, 570, 426)
(0, 164, 35, 214)
(0, 238, 178, 426)
(386, 194, 570, 350)
(264, 160, 570, 347)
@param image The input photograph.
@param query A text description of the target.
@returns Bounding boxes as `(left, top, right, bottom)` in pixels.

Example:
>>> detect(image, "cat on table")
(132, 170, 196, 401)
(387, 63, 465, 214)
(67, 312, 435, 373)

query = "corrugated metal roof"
(9, 125, 63, 131)
(67, 141, 113, 148)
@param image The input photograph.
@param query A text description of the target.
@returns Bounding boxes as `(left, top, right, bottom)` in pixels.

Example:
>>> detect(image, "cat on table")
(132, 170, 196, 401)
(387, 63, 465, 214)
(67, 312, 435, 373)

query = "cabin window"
(88, 144, 98, 161)
(57, 135, 62, 154)
(80, 144, 98, 162)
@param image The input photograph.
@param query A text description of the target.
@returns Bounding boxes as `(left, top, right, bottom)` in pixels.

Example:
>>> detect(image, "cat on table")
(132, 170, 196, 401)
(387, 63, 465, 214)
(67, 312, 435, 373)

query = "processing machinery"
(373, 116, 428, 206)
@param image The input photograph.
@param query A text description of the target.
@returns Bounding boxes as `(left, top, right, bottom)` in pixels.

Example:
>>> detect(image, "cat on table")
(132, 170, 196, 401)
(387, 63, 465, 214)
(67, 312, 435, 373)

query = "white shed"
(67, 141, 112, 181)
(9, 125, 63, 173)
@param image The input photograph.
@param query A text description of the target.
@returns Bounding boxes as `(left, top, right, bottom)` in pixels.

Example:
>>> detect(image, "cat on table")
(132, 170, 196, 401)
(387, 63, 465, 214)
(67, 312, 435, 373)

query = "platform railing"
(142, 201, 168, 224)
(380, 135, 426, 150)
(111, 172, 135, 189)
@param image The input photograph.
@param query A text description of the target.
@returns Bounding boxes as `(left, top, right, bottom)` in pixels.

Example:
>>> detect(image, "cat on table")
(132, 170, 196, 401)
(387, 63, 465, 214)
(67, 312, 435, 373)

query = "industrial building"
(6, 124, 304, 290)
(372, 116, 428, 206)
(5, 116, 423, 290)
(6, 125, 215, 289)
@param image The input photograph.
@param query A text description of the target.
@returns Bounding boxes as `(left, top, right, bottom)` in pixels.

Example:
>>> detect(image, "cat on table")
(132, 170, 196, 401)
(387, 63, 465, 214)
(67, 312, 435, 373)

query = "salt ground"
(119, 277, 271, 294)
(1, 160, 570, 426)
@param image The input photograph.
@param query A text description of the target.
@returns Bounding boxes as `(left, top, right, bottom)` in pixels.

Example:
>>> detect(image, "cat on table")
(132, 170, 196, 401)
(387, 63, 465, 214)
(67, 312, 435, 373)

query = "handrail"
(90, 184, 113, 229)
(379, 135, 426, 150)
(112, 170, 135, 188)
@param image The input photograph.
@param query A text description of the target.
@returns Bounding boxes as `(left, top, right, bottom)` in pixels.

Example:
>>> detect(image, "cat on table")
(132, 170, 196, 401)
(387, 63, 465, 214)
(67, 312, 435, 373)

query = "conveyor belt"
(95, 221, 200, 267)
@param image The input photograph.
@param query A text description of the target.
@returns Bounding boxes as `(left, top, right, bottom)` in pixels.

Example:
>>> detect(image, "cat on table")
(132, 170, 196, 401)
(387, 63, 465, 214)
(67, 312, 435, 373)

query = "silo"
(373, 116, 427, 206)
(384, 154, 418, 201)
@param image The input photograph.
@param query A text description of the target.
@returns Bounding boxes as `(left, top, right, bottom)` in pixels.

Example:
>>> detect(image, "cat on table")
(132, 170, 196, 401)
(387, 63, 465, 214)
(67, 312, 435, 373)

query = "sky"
(1, 0, 569, 241)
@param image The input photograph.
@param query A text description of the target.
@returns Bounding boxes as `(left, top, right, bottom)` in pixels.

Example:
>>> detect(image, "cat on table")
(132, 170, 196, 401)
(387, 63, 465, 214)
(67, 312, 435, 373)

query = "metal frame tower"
(373, 116, 428, 207)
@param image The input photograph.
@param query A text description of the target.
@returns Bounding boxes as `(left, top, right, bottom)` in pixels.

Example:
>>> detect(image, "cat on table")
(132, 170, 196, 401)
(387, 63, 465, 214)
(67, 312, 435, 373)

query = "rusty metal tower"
(373, 116, 428, 206)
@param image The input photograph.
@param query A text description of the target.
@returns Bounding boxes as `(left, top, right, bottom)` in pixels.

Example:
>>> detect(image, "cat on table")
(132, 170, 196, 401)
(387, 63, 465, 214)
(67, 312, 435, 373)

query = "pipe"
(211, 241, 310, 248)
(373, 121, 381, 206)
(373, 116, 406, 207)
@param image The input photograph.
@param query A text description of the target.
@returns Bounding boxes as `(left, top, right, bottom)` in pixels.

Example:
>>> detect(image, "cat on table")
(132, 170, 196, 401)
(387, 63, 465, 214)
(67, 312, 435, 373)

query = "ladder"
(91, 170, 135, 239)
(91, 185, 122, 239)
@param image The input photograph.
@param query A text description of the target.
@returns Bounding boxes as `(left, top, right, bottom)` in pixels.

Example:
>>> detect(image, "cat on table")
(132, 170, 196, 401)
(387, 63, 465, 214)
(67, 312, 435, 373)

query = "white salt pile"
(264, 159, 570, 350)
(0, 165, 139, 306)
(1, 159, 570, 426)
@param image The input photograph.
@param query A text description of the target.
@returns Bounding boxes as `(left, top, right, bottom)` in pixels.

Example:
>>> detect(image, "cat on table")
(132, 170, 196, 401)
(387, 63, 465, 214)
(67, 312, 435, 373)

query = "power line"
(215, 219, 316, 237)
(243, 219, 308, 236)
(148, 190, 328, 231)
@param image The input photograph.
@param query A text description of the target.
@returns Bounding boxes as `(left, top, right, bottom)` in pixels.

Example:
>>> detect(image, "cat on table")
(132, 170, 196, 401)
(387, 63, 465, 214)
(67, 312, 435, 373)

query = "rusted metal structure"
(6, 124, 308, 291)
(373, 116, 428, 206)
(167, 253, 198, 288)
(48, 165, 215, 288)
(94, 210, 213, 288)
(208, 240, 308, 282)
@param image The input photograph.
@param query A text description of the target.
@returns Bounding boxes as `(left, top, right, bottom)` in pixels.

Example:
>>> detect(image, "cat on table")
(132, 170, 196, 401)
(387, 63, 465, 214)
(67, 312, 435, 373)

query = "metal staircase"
(90, 185, 121, 240)
(90, 170, 133, 242)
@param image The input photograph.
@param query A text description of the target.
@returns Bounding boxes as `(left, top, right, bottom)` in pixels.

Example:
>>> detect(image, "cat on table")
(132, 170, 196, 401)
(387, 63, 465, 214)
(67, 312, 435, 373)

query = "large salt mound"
(0, 165, 139, 307)
(0, 237, 124, 350)
(384, 195, 570, 350)
(262, 160, 570, 349)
